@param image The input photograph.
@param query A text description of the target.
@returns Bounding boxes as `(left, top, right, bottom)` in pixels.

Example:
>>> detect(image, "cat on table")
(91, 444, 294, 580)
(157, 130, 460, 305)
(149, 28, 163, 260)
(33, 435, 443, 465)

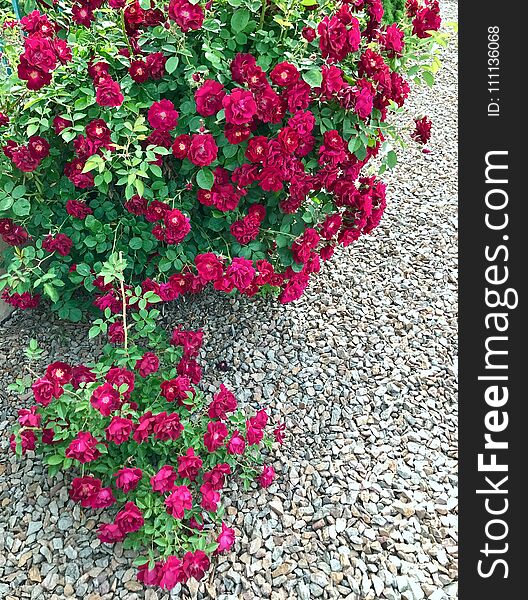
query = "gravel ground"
(0, 3, 458, 599)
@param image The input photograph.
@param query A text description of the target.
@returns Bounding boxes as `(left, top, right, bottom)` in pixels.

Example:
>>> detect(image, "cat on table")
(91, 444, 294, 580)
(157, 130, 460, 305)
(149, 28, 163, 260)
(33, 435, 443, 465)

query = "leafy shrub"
(0, 0, 442, 320)
(10, 256, 282, 589)
(382, 0, 405, 24)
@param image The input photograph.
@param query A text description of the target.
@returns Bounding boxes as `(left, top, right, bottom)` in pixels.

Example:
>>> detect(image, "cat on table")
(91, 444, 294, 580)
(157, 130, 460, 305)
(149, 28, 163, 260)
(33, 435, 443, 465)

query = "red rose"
(42, 233, 73, 256)
(225, 257, 255, 290)
(203, 463, 231, 490)
(86, 119, 111, 145)
(208, 384, 237, 420)
(230, 53, 257, 84)
(65, 431, 101, 463)
(146, 52, 167, 79)
(124, 194, 148, 215)
(177, 447, 203, 481)
(18, 406, 41, 428)
(151, 465, 177, 493)
(106, 367, 135, 398)
(270, 62, 299, 87)
(148, 99, 179, 131)
(258, 465, 275, 488)
(32, 377, 61, 406)
(203, 421, 228, 452)
(115, 501, 144, 533)
(302, 26, 316, 42)
(135, 352, 160, 377)
(66, 199, 92, 219)
(69, 476, 102, 507)
(129, 59, 149, 83)
(165, 486, 192, 518)
(195, 80, 226, 117)
(172, 134, 191, 159)
(133, 411, 156, 443)
(168, 0, 204, 32)
(216, 522, 235, 553)
(53, 115, 72, 134)
(11, 146, 40, 172)
(182, 550, 210, 581)
(163, 209, 191, 244)
(200, 483, 220, 512)
(105, 416, 133, 444)
(27, 136, 50, 160)
(115, 467, 143, 494)
(161, 376, 194, 404)
(245, 136, 268, 163)
(23, 36, 57, 73)
(17, 58, 52, 90)
(158, 557, 183, 589)
(45, 361, 71, 385)
(194, 253, 223, 282)
(137, 562, 163, 587)
(90, 382, 121, 416)
(72, 4, 95, 27)
(98, 523, 126, 544)
(95, 77, 124, 108)
(153, 412, 184, 441)
(226, 430, 246, 455)
(222, 89, 257, 125)
(0, 112, 8, 127)
(224, 123, 252, 145)
(188, 133, 218, 167)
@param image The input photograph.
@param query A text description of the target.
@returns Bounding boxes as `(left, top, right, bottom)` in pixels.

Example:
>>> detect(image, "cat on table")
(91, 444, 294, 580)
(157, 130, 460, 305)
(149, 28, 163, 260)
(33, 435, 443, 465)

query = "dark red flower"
(203, 421, 228, 452)
(151, 465, 177, 493)
(115, 468, 143, 493)
(168, 0, 204, 32)
(42, 233, 73, 256)
(90, 383, 121, 417)
(105, 416, 134, 445)
(65, 431, 101, 463)
(178, 447, 203, 481)
(17, 58, 51, 91)
(258, 465, 276, 488)
(222, 89, 257, 125)
(412, 116, 432, 144)
(115, 501, 144, 533)
(129, 59, 149, 83)
(148, 99, 179, 131)
(270, 62, 299, 87)
(172, 134, 191, 159)
(95, 77, 124, 108)
(188, 134, 218, 167)
(146, 52, 167, 79)
(27, 136, 50, 160)
(181, 550, 210, 581)
(195, 80, 226, 117)
(165, 485, 192, 518)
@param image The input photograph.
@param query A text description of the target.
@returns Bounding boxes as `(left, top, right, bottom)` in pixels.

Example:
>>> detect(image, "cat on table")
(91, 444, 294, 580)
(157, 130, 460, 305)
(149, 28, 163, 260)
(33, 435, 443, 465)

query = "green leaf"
(386, 150, 398, 169)
(12, 198, 31, 216)
(130, 237, 143, 250)
(43, 283, 59, 303)
(196, 168, 214, 190)
(165, 56, 179, 74)
(302, 68, 323, 88)
(231, 8, 250, 33)
(47, 454, 64, 466)
(0, 196, 13, 212)
(422, 71, 435, 87)
(11, 185, 27, 199)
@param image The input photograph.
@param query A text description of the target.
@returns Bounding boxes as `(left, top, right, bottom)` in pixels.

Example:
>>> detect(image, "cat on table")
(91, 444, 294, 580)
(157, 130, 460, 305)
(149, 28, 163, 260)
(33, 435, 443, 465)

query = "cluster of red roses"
(11, 322, 281, 588)
(407, 0, 442, 39)
(16, 10, 72, 91)
(3, 135, 50, 173)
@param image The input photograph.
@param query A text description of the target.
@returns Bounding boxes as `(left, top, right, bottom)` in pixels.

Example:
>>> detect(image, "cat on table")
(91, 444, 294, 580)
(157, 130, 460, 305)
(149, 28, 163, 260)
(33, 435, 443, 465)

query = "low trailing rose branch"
(10, 255, 283, 589)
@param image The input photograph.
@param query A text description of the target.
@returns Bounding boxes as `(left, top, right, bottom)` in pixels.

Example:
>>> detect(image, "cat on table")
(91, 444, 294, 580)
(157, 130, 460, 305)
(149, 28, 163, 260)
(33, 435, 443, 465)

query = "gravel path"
(0, 3, 458, 599)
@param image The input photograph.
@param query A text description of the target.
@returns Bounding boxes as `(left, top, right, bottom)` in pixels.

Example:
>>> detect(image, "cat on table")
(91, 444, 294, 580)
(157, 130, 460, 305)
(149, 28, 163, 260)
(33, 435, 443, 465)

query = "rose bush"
(10, 254, 282, 589)
(0, 0, 443, 320)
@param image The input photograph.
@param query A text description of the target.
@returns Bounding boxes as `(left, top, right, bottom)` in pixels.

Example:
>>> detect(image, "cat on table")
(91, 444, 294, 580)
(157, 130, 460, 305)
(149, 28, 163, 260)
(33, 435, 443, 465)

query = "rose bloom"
(165, 485, 193, 519)
(65, 431, 101, 463)
(151, 465, 177, 493)
(203, 463, 231, 490)
(129, 59, 149, 83)
(259, 465, 276, 488)
(203, 421, 228, 452)
(195, 79, 226, 116)
(222, 89, 257, 125)
(168, 0, 204, 32)
(172, 134, 191, 159)
(89, 487, 117, 509)
(135, 351, 160, 377)
(115, 501, 144, 533)
(66, 199, 92, 219)
(90, 382, 121, 416)
(181, 550, 210, 581)
(115, 467, 142, 493)
(32, 377, 61, 407)
(177, 447, 203, 481)
(195, 253, 223, 282)
(148, 99, 179, 131)
(98, 523, 126, 544)
(270, 62, 299, 87)
(158, 556, 184, 590)
(69, 476, 102, 507)
(226, 430, 246, 455)
(95, 77, 124, 107)
(137, 561, 163, 587)
(208, 384, 237, 420)
(105, 416, 133, 445)
(187, 134, 218, 167)
(146, 52, 166, 79)
(200, 483, 220, 512)
(160, 376, 194, 404)
(27, 136, 50, 160)
(216, 522, 235, 553)
(225, 257, 255, 290)
(154, 411, 184, 441)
